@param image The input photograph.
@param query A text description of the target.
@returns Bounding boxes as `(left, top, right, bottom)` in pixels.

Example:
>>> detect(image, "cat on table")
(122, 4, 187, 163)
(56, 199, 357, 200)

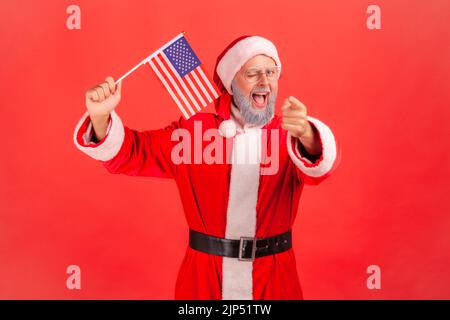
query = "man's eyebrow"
(246, 65, 276, 71)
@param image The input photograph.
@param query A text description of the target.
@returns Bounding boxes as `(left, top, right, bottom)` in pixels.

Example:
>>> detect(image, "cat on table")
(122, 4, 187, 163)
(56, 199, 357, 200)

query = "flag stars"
(163, 37, 201, 77)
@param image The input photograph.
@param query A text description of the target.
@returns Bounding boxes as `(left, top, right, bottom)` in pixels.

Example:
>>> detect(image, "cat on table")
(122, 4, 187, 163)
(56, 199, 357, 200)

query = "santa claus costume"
(73, 35, 340, 300)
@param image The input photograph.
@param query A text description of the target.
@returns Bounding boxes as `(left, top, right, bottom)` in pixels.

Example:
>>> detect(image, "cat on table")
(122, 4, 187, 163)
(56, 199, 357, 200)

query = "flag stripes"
(146, 35, 220, 119)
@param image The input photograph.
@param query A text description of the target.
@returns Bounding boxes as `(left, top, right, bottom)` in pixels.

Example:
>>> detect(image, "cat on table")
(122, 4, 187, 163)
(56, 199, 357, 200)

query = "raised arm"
(73, 77, 179, 179)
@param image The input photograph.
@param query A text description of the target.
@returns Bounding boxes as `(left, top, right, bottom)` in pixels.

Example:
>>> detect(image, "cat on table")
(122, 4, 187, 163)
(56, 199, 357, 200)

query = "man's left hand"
(281, 96, 322, 155)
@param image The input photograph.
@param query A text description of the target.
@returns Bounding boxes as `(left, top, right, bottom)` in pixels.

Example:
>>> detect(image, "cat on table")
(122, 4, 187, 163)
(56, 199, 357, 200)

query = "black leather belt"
(189, 229, 292, 261)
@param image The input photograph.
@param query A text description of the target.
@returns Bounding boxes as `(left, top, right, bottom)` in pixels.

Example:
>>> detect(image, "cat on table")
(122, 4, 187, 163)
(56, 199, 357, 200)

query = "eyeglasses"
(241, 66, 281, 83)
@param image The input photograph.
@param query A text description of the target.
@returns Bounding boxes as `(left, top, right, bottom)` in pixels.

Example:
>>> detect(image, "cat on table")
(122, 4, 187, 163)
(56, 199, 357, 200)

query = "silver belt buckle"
(238, 236, 257, 261)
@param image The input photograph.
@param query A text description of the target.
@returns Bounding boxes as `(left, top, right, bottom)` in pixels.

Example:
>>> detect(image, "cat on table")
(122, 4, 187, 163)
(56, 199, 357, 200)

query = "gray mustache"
(252, 87, 271, 94)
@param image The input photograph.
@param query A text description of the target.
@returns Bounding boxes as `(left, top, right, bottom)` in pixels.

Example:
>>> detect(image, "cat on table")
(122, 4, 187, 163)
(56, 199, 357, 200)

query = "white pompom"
(218, 120, 236, 138)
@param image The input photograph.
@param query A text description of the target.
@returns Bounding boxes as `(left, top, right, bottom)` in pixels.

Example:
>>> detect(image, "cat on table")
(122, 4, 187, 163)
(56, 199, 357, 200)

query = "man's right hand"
(85, 77, 122, 141)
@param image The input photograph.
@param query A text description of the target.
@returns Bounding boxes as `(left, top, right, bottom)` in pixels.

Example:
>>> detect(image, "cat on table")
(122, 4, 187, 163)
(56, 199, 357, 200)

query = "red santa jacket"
(73, 101, 340, 300)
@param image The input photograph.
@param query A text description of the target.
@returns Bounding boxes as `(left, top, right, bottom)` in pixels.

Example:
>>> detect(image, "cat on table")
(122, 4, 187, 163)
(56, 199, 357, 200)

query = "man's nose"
(258, 73, 270, 85)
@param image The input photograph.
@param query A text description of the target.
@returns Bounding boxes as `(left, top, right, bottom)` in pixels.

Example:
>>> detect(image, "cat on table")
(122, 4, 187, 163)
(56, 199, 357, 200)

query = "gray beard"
(231, 79, 276, 126)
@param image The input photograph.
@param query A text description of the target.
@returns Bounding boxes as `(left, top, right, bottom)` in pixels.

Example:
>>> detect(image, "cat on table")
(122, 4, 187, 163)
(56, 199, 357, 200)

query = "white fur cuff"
(287, 116, 337, 178)
(73, 111, 125, 161)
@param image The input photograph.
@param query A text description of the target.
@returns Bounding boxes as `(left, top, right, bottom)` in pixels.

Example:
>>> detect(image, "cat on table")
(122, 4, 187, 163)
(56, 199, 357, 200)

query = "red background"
(1, 0, 449, 299)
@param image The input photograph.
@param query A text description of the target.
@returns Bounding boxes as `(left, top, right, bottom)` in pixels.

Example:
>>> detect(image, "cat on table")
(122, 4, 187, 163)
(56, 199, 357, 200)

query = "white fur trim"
(219, 119, 237, 138)
(287, 116, 337, 177)
(217, 36, 282, 95)
(73, 111, 125, 161)
(222, 127, 262, 300)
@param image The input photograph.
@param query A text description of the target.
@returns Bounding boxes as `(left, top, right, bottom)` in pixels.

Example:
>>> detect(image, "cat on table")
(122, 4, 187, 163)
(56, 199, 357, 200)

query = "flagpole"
(114, 57, 147, 84)
(115, 32, 186, 85)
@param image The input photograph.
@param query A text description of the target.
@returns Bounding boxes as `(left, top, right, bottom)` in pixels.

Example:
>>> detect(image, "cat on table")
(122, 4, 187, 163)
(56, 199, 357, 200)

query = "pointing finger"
(288, 96, 307, 112)
(281, 98, 291, 111)
(282, 107, 307, 118)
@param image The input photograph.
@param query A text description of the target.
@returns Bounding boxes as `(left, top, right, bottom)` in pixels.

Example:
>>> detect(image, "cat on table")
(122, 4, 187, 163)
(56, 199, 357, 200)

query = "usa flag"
(147, 34, 220, 119)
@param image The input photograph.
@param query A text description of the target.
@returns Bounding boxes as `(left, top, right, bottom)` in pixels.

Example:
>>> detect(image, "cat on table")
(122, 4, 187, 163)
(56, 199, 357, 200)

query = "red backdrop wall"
(0, 0, 449, 299)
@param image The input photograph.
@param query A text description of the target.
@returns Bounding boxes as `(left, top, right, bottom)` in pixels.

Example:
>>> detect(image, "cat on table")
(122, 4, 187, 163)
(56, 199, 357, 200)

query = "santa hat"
(213, 35, 282, 138)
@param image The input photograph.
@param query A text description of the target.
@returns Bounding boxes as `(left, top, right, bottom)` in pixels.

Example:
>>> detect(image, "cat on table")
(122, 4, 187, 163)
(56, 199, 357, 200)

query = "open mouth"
(251, 92, 269, 109)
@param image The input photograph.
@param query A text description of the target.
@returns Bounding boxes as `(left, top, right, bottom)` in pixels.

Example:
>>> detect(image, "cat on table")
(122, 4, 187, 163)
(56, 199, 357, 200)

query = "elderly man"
(74, 35, 339, 300)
